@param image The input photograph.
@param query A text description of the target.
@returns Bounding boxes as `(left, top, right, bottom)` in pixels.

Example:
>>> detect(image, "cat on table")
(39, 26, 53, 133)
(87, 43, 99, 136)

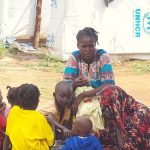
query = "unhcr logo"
(142, 12, 150, 35)
(133, 9, 150, 37)
(133, 9, 141, 37)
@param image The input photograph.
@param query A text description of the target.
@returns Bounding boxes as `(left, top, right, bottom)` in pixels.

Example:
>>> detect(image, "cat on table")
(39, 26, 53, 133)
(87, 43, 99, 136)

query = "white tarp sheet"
(0, 0, 6, 37)
(100, 0, 150, 54)
(48, 0, 150, 60)
(48, 0, 106, 58)
(0, 0, 51, 37)
(0, 0, 150, 59)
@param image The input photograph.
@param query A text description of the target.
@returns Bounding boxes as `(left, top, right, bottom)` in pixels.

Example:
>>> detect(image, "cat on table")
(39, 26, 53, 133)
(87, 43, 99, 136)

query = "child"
(3, 83, 54, 150)
(0, 90, 6, 149)
(0, 102, 6, 118)
(61, 117, 103, 150)
(4, 86, 18, 118)
(47, 81, 75, 141)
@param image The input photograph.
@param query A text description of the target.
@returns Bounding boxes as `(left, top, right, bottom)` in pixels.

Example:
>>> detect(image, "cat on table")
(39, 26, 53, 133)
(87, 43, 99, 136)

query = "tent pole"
(33, 0, 42, 48)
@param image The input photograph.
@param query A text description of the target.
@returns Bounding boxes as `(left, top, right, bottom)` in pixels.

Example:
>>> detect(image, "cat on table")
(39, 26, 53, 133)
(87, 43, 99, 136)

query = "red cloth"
(97, 85, 150, 150)
(0, 115, 6, 149)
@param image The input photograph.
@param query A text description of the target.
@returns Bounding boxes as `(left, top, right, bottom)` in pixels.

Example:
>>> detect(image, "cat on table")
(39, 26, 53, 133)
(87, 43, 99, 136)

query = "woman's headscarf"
(97, 85, 150, 149)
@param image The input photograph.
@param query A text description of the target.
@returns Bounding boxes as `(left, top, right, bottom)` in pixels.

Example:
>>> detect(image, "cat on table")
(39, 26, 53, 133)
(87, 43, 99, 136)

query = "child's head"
(53, 81, 73, 108)
(71, 117, 93, 137)
(17, 83, 40, 110)
(7, 86, 19, 107)
(0, 102, 6, 112)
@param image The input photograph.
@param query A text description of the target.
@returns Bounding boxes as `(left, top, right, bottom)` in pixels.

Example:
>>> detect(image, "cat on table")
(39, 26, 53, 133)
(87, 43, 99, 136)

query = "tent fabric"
(0, 0, 51, 38)
(47, 0, 150, 60)
(104, 0, 114, 7)
(0, 0, 150, 60)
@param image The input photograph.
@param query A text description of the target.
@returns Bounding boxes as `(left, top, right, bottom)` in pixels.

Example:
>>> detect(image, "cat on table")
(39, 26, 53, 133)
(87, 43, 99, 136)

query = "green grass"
(0, 41, 8, 58)
(130, 60, 150, 74)
(8, 47, 20, 54)
(37, 55, 65, 73)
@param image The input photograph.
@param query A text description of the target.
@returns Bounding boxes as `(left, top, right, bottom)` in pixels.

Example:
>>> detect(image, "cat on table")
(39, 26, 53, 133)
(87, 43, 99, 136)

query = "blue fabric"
(90, 80, 101, 88)
(100, 64, 113, 73)
(64, 49, 115, 89)
(72, 50, 80, 57)
(61, 135, 103, 150)
(64, 67, 79, 76)
(101, 80, 115, 85)
(96, 49, 107, 55)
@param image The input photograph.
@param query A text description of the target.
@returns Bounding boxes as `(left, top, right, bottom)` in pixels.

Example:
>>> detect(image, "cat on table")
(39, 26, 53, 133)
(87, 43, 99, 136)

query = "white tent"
(0, 0, 150, 60)
(47, 0, 150, 60)
(47, 0, 106, 58)
(0, 0, 51, 38)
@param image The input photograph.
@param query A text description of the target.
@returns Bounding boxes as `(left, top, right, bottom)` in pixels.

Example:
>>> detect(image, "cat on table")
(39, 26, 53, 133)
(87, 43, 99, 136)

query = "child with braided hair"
(4, 86, 18, 118)
(3, 83, 54, 150)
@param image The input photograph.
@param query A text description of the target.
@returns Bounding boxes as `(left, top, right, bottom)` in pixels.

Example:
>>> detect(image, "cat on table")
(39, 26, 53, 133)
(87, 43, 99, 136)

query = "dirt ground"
(0, 51, 149, 114)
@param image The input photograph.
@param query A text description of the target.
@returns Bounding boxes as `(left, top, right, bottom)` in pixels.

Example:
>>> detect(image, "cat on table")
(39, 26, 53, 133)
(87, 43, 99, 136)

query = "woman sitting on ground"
(64, 27, 115, 130)
(95, 85, 150, 150)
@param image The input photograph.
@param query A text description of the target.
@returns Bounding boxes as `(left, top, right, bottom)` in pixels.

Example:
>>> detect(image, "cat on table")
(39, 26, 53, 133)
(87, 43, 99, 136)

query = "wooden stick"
(33, 0, 42, 48)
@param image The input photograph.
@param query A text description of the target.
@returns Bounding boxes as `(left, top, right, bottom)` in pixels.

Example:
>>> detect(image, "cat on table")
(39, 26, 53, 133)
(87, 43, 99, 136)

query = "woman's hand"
(71, 101, 78, 115)
(76, 93, 86, 106)
(72, 77, 89, 90)
(71, 92, 86, 114)
(62, 127, 71, 138)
